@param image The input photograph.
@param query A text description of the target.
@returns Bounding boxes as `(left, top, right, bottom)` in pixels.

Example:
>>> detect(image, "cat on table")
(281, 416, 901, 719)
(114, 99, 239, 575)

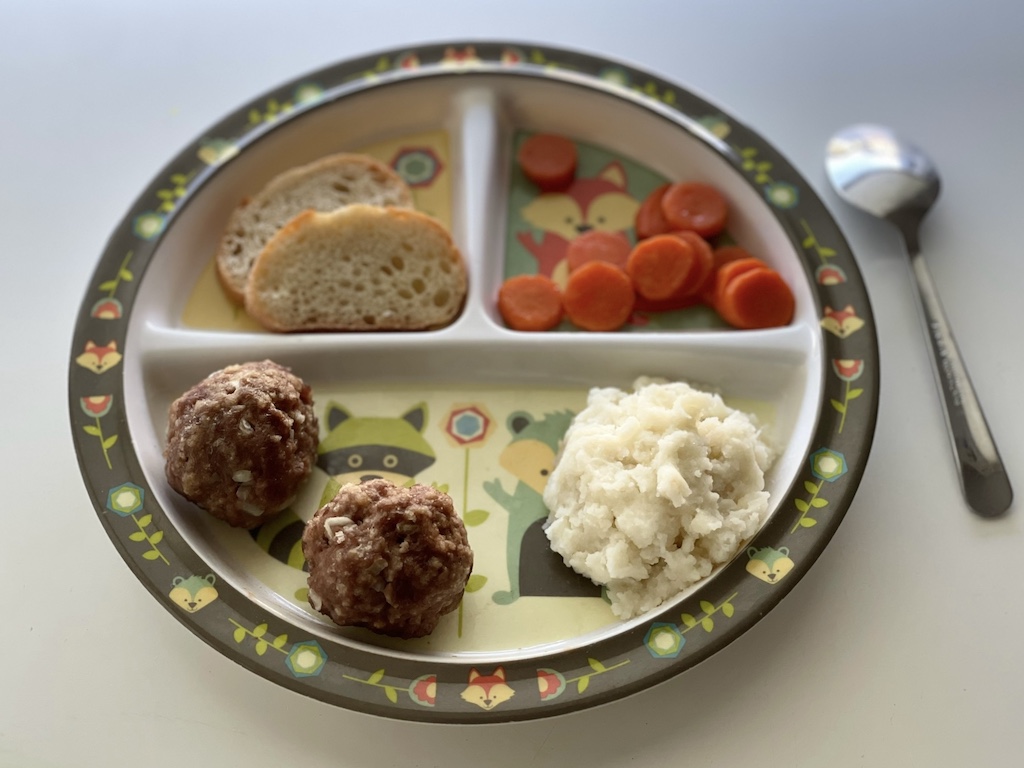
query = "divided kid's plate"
(69, 41, 878, 723)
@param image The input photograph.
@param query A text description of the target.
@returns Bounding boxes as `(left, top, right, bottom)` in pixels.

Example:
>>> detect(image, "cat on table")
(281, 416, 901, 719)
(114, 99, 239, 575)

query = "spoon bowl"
(826, 124, 1012, 518)
(827, 125, 940, 221)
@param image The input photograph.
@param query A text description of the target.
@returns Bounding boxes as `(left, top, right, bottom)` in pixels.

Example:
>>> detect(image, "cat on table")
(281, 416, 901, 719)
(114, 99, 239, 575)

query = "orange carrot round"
(660, 182, 728, 238)
(710, 256, 769, 309)
(498, 274, 564, 331)
(626, 234, 702, 301)
(634, 183, 673, 240)
(517, 134, 577, 191)
(716, 267, 795, 329)
(563, 261, 635, 331)
(698, 245, 756, 304)
(670, 231, 714, 296)
(566, 230, 632, 272)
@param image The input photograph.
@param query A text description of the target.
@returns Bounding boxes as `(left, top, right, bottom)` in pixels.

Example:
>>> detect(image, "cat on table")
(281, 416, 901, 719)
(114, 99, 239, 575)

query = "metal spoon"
(825, 124, 1012, 518)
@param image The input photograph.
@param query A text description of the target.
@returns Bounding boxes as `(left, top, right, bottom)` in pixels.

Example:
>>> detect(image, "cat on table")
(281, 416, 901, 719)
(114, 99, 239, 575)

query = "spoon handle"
(907, 247, 1013, 517)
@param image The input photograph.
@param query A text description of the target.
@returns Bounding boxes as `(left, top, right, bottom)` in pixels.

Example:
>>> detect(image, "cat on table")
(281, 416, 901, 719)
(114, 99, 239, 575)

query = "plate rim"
(69, 39, 879, 723)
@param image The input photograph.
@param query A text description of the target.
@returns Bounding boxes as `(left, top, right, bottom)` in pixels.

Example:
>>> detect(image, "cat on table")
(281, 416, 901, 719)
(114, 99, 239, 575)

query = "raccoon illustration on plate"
(249, 402, 437, 573)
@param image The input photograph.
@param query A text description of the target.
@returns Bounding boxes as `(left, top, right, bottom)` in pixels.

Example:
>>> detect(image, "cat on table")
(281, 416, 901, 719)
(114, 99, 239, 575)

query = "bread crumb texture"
(245, 204, 467, 332)
(215, 153, 413, 303)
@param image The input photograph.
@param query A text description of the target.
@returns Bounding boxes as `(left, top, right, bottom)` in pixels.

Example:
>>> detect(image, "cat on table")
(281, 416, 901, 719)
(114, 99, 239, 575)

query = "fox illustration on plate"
(517, 159, 640, 284)
(75, 340, 123, 374)
(460, 667, 515, 710)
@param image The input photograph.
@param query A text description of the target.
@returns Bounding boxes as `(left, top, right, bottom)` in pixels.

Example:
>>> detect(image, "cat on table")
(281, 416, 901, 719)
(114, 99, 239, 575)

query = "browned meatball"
(164, 360, 319, 529)
(302, 479, 473, 639)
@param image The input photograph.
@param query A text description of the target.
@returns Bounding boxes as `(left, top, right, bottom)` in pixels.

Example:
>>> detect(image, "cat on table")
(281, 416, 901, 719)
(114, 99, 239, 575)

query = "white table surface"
(3, 2, 1022, 765)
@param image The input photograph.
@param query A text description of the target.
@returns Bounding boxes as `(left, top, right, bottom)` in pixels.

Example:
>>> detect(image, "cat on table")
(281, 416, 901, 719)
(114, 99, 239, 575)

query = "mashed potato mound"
(544, 377, 776, 619)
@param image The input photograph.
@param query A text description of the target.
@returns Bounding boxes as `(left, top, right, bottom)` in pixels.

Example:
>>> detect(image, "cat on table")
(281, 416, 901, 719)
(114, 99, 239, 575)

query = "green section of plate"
(504, 130, 729, 331)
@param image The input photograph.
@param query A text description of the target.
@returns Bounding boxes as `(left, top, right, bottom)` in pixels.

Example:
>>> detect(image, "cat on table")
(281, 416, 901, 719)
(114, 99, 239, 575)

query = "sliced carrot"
(498, 274, 564, 331)
(517, 134, 577, 191)
(660, 182, 728, 238)
(716, 267, 795, 329)
(670, 231, 714, 296)
(566, 230, 632, 272)
(634, 183, 673, 240)
(562, 261, 635, 331)
(710, 256, 769, 309)
(698, 245, 756, 304)
(633, 230, 715, 311)
(626, 234, 702, 302)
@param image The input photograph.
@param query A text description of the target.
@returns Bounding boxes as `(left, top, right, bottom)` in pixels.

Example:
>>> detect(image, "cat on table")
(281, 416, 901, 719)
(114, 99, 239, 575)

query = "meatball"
(164, 360, 319, 529)
(302, 479, 473, 639)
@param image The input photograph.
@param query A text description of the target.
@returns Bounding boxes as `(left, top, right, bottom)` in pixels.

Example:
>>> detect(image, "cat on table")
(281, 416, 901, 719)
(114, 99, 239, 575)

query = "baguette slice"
(245, 204, 467, 332)
(215, 153, 413, 303)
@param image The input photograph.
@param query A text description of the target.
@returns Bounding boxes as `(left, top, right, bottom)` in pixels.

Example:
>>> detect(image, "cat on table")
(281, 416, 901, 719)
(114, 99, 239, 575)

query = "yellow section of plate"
(180, 129, 451, 331)
(202, 384, 622, 653)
